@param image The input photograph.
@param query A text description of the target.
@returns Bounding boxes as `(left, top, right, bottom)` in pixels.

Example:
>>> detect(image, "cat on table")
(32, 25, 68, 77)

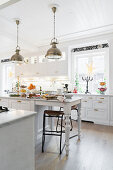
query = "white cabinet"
(109, 97, 113, 125)
(0, 98, 9, 107)
(81, 108, 86, 120)
(9, 99, 34, 111)
(15, 64, 38, 77)
(46, 60, 67, 76)
(15, 60, 68, 77)
(79, 95, 109, 125)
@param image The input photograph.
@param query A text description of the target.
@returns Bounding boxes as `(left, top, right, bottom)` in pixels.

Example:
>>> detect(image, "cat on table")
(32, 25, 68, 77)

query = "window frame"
(69, 45, 109, 93)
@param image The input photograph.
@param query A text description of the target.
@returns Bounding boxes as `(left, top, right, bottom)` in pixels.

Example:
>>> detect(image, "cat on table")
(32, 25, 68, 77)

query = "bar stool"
(42, 110, 64, 154)
(56, 105, 78, 139)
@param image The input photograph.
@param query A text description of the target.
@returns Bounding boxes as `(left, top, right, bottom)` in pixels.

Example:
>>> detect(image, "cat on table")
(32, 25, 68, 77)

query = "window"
(3, 64, 15, 92)
(71, 49, 109, 93)
(30, 56, 37, 64)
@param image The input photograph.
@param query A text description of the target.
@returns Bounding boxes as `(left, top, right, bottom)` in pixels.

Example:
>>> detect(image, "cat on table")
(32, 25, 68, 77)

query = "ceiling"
(0, 0, 113, 58)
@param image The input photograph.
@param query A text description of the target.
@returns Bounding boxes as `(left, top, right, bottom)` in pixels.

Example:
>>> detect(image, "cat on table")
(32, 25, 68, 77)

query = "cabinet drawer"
(84, 96, 96, 100)
(87, 109, 108, 120)
(81, 100, 93, 109)
(0, 98, 8, 102)
(93, 101, 108, 109)
(96, 96, 108, 102)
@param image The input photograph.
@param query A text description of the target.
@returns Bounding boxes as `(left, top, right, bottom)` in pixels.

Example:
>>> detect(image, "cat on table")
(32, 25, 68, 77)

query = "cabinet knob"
(17, 100, 21, 103)
(89, 97, 92, 99)
(54, 71, 58, 74)
(94, 109, 98, 111)
(98, 101, 102, 103)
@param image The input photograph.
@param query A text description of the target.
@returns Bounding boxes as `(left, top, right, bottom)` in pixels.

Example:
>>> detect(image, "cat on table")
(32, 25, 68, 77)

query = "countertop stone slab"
(0, 109, 36, 128)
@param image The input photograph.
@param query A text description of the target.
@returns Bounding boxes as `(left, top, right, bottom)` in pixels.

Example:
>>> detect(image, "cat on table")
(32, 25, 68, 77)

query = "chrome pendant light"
(45, 6, 62, 59)
(11, 20, 24, 63)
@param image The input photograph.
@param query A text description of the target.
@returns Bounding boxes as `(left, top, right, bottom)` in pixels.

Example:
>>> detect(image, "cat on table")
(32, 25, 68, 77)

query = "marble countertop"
(0, 109, 37, 128)
(0, 93, 113, 101)
(73, 93, 113, 97)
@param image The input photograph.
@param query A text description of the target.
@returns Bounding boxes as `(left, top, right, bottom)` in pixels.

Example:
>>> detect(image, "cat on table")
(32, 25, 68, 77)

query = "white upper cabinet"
(15, 60, 68, 77)
(46, 60, 67, 76)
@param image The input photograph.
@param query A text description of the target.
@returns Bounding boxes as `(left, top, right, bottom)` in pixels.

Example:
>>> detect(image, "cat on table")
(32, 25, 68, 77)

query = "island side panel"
(0, 116, 35, 170)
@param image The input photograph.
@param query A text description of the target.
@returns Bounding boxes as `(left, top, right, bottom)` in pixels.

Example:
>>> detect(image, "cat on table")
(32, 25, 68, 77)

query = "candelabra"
(82, 76, 93, 94)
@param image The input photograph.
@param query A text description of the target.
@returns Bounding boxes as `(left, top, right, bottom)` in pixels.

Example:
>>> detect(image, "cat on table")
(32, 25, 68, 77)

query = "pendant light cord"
(16, 20, 20, 50)
(51, 7, 57, 43)
(17, 23, 19, 48)
(54, 11, 55, 40)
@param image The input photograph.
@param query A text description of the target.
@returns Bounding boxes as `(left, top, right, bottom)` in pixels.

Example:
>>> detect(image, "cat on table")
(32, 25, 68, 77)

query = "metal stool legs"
(42, 113, 64, 154)
(42, 113, 45, 152)
(60, 115, 63, 154)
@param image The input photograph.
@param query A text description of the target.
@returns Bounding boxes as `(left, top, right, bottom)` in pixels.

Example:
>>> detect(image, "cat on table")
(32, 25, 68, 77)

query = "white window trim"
(68, 42, 109, 93)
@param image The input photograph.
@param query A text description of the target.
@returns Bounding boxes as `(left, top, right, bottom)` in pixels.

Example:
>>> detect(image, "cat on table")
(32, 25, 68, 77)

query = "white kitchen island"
(0, 95, 82, 156)
(0, 109, 37, 170)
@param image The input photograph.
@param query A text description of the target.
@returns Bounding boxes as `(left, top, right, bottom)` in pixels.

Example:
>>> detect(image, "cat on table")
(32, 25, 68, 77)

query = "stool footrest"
(43, 133, 61, 136)
(44, 130, 62, 133)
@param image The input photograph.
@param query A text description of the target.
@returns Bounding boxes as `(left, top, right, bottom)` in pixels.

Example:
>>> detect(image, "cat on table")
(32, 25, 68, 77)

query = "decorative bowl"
(98, 87, 107, 94)
(100, 82, 106, 86)
(65, 93, 73, 99)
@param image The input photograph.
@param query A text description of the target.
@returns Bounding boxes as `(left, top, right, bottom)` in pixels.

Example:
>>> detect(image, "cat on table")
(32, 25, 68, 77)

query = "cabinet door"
(0, 98, 9, 107)
(81, 108, 87, 120)
(15, 64, 34, 77)
(9, 100, 19, 109)
(46, 60, 68, 76)
(81, 99, 93, 109)
(110, 97, 113, 125)
(87, 108, 109, 124)
(9, 99, 31, 111)
(18, 100, 31, 111)
(15, 64, 24, 77)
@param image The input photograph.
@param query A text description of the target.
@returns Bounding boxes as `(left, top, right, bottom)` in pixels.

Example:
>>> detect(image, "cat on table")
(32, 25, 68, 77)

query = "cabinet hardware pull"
(55, 71, 58, 73)
(98, 101, 102, 103)
(100, 98, 104, 99)
(94, 109, 98, 111)
(0, 99, 1, 101)
(89, 97, 92, 99)
(17, 100, 21, 103)
(83, 100, 87, 102)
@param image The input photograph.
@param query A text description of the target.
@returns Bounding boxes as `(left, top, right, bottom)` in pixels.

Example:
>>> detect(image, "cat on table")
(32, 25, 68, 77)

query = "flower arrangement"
(28, 84, 36, 90)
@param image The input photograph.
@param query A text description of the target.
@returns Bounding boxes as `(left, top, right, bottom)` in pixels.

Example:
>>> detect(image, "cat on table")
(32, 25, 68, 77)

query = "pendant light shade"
(11, 20, 24, 63)
(45, 6, 62, 59)
(11, 49, 24, 62)
(45, 41, 62, 59)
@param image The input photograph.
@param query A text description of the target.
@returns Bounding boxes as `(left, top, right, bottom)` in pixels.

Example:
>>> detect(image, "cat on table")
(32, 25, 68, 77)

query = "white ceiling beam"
(0, 0, 22, 9)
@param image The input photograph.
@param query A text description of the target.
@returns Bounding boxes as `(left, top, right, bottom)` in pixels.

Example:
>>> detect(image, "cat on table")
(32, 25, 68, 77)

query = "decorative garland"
(72, 43, 109, 52)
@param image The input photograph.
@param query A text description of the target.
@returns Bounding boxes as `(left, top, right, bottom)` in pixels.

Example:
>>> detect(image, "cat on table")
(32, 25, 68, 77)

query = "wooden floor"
(35, 122, 113, 170)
